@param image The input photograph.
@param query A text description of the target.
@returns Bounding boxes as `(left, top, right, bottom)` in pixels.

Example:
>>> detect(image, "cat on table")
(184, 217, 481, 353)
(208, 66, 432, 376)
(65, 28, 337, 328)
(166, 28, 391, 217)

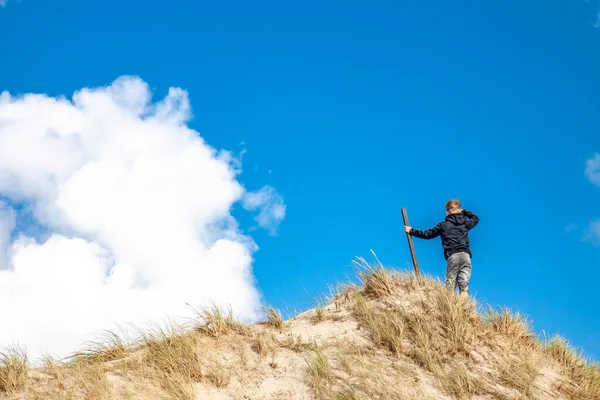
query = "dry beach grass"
(0, 258, 597, 399)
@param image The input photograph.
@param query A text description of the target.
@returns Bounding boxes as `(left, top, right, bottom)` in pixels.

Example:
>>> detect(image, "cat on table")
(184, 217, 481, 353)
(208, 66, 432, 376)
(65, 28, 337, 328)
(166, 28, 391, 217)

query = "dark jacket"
(409, 210, 479, 260)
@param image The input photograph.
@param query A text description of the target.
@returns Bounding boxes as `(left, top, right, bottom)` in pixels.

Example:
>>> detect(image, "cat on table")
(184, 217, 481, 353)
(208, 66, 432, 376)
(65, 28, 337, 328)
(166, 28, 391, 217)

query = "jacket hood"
(445, 212, 466, 225)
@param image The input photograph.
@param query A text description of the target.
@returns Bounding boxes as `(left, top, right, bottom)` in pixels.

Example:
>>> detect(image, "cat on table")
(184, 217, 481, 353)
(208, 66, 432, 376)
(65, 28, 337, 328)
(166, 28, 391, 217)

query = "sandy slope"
(185, 301, 566, 400)
(2, 268, 596, 400)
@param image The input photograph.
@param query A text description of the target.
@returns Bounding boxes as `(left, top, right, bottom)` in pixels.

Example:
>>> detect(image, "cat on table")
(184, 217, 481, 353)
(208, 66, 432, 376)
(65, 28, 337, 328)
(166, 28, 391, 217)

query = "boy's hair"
(446, 199, 461, 213)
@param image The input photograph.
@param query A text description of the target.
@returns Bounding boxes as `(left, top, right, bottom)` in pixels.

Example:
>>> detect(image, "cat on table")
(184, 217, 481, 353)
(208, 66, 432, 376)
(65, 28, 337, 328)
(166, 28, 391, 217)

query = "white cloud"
(0, 76, 285, 358)
(595, 12, 600, 28)
(565, 223, 578, 233)
(242, 186, 286, 235)
(584, 154, 600, 244)
(0, 1, 5, 7)
(583, 220, 600, 245)
(585, 153, 600, 186)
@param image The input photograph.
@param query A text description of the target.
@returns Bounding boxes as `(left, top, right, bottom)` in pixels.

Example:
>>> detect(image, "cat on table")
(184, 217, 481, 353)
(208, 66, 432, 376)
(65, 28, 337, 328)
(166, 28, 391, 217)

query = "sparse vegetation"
(141, 323, 202, 379)
(353, 294, 404, 357)
(73, 326, 132, 363)
(431, 288, 478, 354)
(436, 362, 474, 399)
(0, 345, 28, 395)
(499, 356, 538, 397)
(137, 323, 202, 399)
(406, 312, 437, 371)
(204, 361, 231, 388)
(265, 306, 284, 330)
(354, 255, 397, 298)
(304, 348, 331, 394)
(312, 304, 326, 324)
(0, 262, 597, 400)
(25, 356, 110, 400)
(487, 307, 536, 347)
(351, 262, 599, 399)
(251, 332, 275, 357)
(66, 358, 111, 400)
(331, 385, 360, 400)
(545, 335, 600, 399)
(282, 334, 312, 353)
(193, 301, 236, 338)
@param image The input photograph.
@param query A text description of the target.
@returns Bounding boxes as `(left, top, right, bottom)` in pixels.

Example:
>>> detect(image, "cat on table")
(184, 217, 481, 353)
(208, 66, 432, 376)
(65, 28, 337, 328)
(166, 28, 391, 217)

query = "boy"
(404, 199, 479, 296)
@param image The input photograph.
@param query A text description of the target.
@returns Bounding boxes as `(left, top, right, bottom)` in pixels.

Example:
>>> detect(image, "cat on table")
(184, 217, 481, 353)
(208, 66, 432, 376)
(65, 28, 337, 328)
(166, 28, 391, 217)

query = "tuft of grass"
(546, 335, 585, 367)
(159, 372, 195, 400)
(499, 356, 538, 398)
(283, 334, 313, 353)
(487, 307, 536, 347)
(331, 283, 356, 312)
(193, 301, 235, 338)
(141, 322, 203, 380)
(436, 362, 474, 399)
(356, 265, 396, 299)
(265, 306, 284, 330)
(396, 270, 421, 292)
(68, 358, 111, 400)
(545, 336, 600, 399)
(26, 356, 111, 400)
(353, 294, 404, 357)
(332, 385, 360, 400)
(138, 322, 202, 400)
(432, 288, 478, 355)
(0, 345, 29, 395)
(405, 312, 437, 372)
(353, 252, 398, 299)
(332, 351, 420, 400)
(251, 333, 275, 357)
(305, 348, 332, 394)
(205, 362, 231, 388)
(312, 300, 326, 324)
(72, 326, 132, 363)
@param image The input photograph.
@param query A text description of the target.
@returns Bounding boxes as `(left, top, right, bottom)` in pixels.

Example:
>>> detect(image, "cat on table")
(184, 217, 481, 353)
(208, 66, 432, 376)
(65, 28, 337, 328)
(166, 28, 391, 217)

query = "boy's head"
(446, 199, 462, 215)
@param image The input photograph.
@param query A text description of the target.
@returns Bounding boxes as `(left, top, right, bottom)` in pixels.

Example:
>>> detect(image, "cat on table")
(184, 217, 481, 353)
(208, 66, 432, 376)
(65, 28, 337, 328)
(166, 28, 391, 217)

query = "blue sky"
(1, 0, 600, 360)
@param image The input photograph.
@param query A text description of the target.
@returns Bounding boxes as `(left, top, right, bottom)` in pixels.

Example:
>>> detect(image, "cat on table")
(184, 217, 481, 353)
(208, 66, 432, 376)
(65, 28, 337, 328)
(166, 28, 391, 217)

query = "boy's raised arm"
(407, 223, 442, 239)
(462, 209, 479, 230)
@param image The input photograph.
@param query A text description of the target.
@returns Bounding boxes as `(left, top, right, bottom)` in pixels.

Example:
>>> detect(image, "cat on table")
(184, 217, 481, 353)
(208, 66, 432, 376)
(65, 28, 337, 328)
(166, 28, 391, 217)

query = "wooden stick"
(402, 207, 421, 279)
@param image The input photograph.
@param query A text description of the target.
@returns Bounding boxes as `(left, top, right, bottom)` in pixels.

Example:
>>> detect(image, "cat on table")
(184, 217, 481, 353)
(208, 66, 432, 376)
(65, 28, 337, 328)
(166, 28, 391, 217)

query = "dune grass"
(349, 262, 600, 399)
(72, 325, 132, 363)
(265, 306, 284, 330)
(545, 335, 600, 399)
(0, 345, 29, 395)
(353, 294, 404, 357)
(304, 347, 332, 395)
(0, 262, 598, 400)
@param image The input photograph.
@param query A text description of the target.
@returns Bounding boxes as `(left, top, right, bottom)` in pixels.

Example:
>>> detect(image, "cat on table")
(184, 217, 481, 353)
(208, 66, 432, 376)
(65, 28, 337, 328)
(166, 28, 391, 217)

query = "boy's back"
(410, 209, 479, 260)
(405, 200, 479, 295)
